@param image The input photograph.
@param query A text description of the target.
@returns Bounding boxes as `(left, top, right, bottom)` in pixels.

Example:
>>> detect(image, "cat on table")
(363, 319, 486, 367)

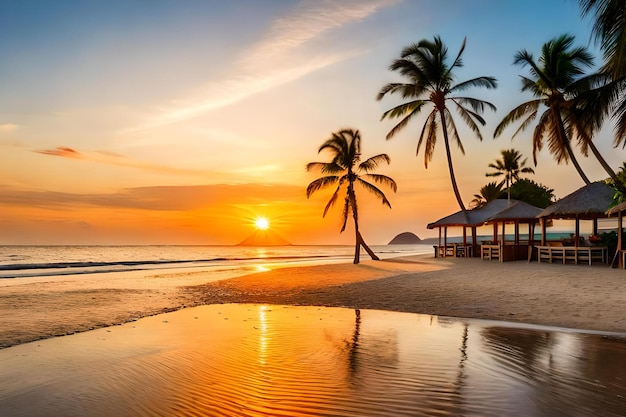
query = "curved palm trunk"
(348, 186, 380, 264)
(586, 139, 624, 191)
(556, 111, 591, 184)
(439, 109, 468, 218)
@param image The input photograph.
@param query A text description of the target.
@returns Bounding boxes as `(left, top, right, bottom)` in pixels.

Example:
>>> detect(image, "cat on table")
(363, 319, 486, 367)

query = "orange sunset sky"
(1, 0, 623, 245)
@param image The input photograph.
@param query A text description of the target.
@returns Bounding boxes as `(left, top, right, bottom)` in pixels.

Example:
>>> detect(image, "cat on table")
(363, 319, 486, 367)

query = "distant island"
(388, 232, 422, 245)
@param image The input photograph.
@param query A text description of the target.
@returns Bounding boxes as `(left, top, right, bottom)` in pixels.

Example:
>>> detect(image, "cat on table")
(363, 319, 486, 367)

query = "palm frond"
(423, 112, 438, 167)
(380, 100, 426, 121)
(359, 154, 391, 172)
(363, 173, 398, 193)
(306, 176, 339, 197)
(356, 178, 393, 208)
(451, 76, 498, 93)
(322, 184, 343, 218)
(451, 96, 497, 113)
(340, 195, 351, 233)
(494, 100, 541, 137)
(383, 103, 425, 140)
(444, 109, 465, 153)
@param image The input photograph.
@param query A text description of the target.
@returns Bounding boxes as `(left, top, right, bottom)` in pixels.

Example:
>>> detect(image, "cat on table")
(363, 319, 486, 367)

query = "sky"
(0, 0, 623, 245)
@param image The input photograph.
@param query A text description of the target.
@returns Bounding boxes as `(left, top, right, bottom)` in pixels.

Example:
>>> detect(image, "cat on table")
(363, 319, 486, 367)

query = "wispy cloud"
(0, 123, 19, 132)
(0, 183, 302, 211)
(127, 0, 397, 132)
(34, 145, 215, 178)
(36, 146, 83, 159)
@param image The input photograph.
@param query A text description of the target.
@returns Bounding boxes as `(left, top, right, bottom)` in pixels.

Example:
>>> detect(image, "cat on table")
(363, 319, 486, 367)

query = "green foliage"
(470, 181, 503, 209)
(506, 179, 556, 208)
(606, 161, 626, 206)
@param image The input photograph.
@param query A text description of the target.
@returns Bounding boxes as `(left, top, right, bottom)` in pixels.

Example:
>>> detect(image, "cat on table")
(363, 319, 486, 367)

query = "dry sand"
(2, 254, 626, 348)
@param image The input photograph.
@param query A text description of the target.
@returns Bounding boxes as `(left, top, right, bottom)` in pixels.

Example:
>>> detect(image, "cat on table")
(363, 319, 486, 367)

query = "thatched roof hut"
(427, 199, 539, 229)
(427, 199, 543, 258)
(537, 182, 614, 219)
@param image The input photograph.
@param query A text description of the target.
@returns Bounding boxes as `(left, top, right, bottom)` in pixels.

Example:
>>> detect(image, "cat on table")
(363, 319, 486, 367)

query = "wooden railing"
(535, 245, 608, 265)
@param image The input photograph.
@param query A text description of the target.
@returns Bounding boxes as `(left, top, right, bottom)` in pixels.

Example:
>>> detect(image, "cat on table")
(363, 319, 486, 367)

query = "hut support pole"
(493, 223, 497, 243)
(541, 218, 546, 246)
(528, 222, 535, 262)
(515, 221, 520, 244)
(444, 227, 448, 258)
(593, 218, 598, 236)
(575, 215, 580, 248)
(618, 211, 623, 268)
(472, 226, 477, 258)
(438, 228, 442, 258)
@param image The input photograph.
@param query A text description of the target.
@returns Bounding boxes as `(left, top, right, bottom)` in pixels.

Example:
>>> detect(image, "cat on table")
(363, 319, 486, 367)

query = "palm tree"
(578, 0, 626, 148)
(579, 0, 626, 79)
(495, 34, 618, 185)
(306, 128, 397, 264)
(470, 182, 503, 209)
(377, 36, 497, 215)
(486, 149, 535, 201)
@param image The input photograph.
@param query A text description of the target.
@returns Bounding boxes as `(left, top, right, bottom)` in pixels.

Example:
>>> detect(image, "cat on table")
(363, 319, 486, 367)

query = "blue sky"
(0, 0, 618, 244)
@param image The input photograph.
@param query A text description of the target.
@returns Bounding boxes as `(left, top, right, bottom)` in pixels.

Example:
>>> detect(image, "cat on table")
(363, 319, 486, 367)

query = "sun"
(255, 217, 270, 230)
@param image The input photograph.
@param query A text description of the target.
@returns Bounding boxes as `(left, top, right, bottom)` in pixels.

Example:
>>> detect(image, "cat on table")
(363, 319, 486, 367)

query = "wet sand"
(2, 254, 626, 348)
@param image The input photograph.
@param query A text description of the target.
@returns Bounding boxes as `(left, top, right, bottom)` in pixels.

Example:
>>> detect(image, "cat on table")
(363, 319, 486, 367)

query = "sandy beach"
(2, 254, 626, 349)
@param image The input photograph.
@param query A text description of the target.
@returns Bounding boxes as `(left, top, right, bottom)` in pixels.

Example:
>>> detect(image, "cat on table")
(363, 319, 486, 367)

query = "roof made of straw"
(427, 199, 541, 229)
(537, 182, 614, 219)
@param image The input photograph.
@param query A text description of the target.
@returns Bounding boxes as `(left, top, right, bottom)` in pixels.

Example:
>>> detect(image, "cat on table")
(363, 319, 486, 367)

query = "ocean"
(0, 244, 434, 279)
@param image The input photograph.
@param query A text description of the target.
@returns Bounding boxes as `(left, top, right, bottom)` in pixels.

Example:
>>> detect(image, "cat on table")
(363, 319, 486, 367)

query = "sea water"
(0, 244, 433, 279)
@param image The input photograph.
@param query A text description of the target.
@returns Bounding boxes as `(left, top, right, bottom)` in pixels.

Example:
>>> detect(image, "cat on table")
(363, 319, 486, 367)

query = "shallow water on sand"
(1, 304, 625, 417)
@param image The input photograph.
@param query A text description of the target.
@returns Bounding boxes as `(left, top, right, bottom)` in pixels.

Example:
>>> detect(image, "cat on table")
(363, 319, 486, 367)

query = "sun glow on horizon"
(255, 217, 270, 230)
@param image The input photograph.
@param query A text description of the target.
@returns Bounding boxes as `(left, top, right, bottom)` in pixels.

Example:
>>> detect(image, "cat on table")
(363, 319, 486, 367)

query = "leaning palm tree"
(579, 0, 626, 148)
(579, 0, 626, 79)
(486, 149, 535, 201)
(494, 34, 601, 185)
(306, 128, 397, 264)
(470, 182, 503, 209)
(377, 36, 497, 215)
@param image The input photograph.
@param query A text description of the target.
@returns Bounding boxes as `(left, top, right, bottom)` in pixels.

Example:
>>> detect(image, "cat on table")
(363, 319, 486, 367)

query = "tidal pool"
(1, 304, 625, 416)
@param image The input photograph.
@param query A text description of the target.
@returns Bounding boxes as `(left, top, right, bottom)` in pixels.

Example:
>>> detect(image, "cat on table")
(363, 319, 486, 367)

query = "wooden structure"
(427, 199, 541, 261)
(606, 200, 626, 268)
(536, 182, 614, 266)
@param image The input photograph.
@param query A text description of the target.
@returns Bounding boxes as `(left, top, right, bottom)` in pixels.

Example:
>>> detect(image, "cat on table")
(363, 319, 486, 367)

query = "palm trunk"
(349, 186, 379, 264)
(565, 140, 591, 185)
(556, 111, 591, 184)
(439, 109, 468, 218)
(587, 139, 625, 191)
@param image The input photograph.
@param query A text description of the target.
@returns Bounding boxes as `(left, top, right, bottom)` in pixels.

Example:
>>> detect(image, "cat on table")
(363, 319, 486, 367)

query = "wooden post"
(438, 227, 442, 258)
(575, 215, 580, 248)
(472, 226, 477, 258)
(619, 211, 623, 268)
(541, 218, 546, 245)
(444, 227, 448, 258)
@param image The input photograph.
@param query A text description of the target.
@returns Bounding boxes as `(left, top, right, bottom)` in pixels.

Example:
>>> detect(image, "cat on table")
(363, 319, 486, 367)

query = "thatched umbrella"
(427, 199, 541, 257)
(484, 200, 542, 246)
(537, 182, 614, 246)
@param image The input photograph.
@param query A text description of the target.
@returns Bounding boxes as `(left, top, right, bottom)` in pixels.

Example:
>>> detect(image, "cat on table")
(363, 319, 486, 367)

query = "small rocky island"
(388, 232, 422, 245)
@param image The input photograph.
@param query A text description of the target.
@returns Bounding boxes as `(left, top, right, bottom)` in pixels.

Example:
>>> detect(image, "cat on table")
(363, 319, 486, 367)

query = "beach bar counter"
(428, 199, 542, 262)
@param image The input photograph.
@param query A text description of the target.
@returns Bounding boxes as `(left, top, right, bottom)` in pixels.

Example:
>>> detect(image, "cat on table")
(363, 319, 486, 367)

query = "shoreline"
(2, 254, 626, 349)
